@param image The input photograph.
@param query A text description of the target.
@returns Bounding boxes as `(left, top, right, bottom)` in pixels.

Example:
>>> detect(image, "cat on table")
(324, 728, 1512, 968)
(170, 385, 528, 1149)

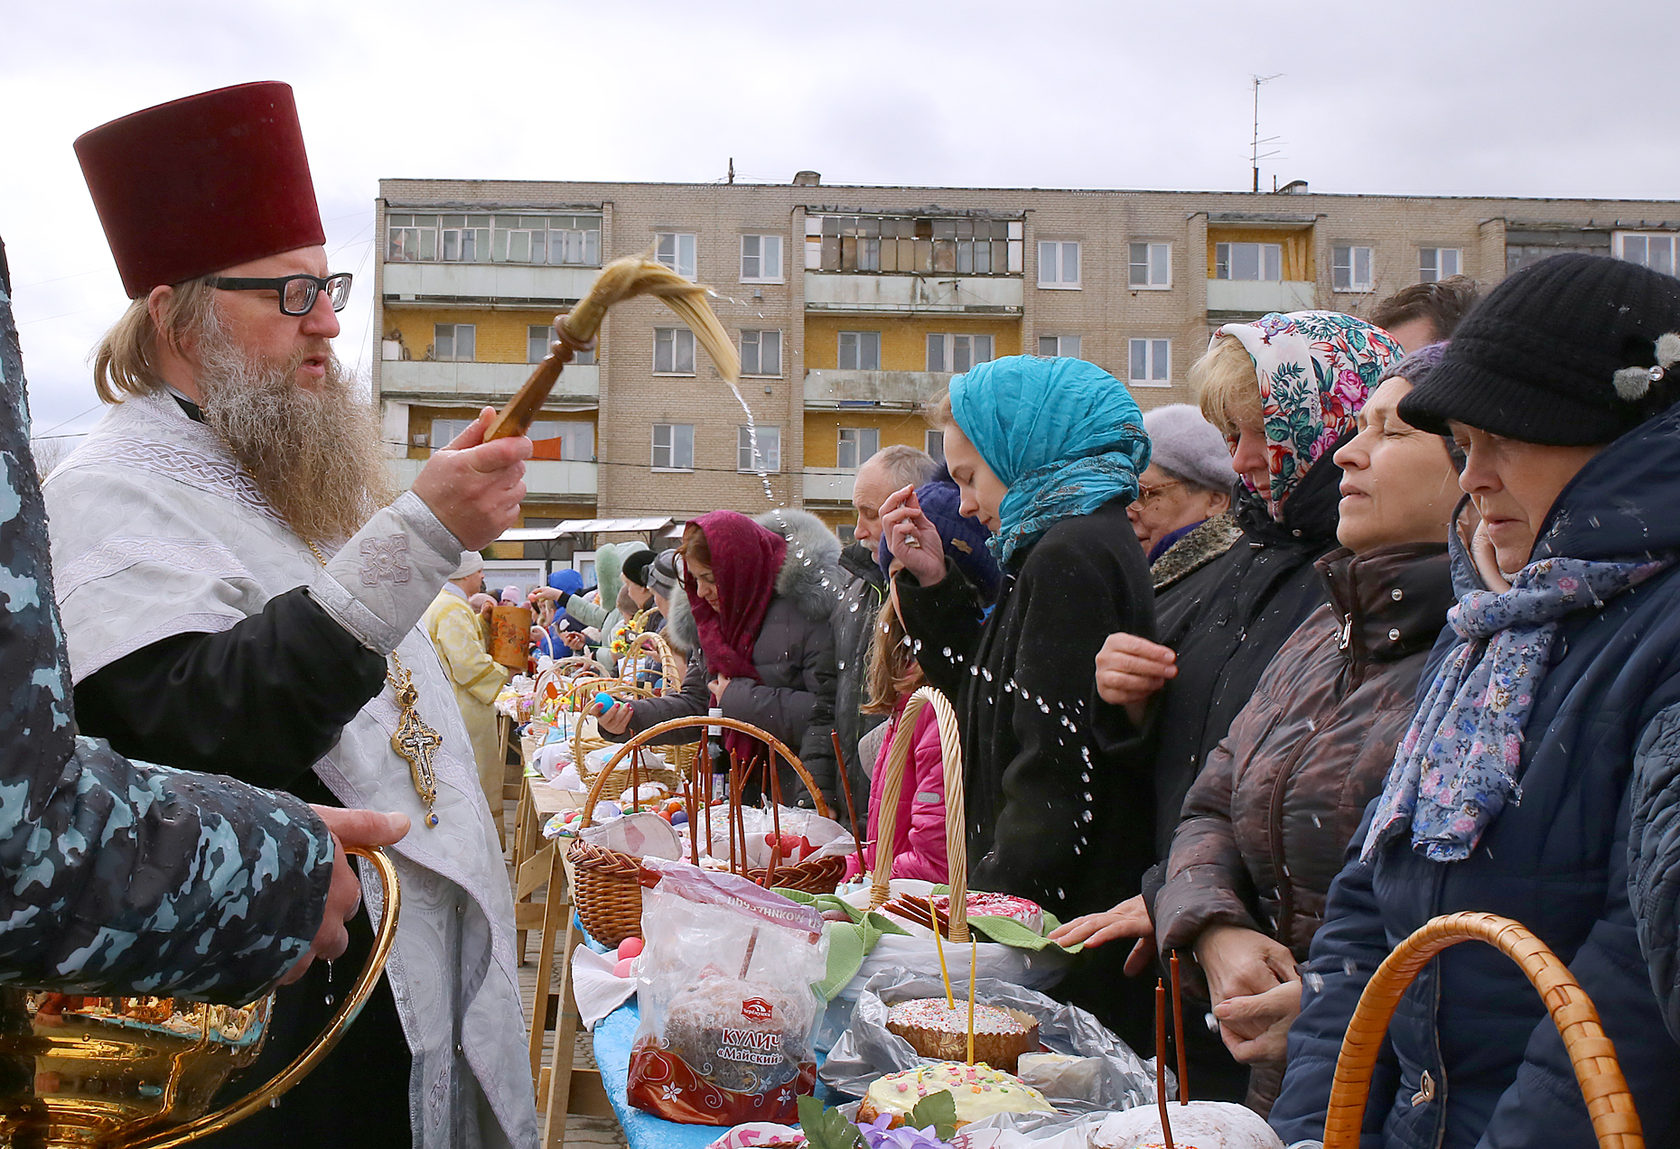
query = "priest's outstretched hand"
(411, 407, 532, 550)
(280, 807, 411, 986)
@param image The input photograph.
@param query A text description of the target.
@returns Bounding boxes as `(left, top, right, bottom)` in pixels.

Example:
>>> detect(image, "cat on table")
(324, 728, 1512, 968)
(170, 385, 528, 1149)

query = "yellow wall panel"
(801, 408, 937, 467)
(804, 314, 1021, 371)
(1205, 228, 1314, 280)
(383, 308, 561, 364)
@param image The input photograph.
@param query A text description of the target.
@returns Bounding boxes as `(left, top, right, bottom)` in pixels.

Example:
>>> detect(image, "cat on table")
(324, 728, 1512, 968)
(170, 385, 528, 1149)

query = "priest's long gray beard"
(195, 320, 394, 543)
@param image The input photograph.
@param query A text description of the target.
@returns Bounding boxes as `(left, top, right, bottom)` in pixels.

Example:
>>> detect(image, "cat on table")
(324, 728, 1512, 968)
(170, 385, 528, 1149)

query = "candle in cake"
(932, 910, 956, 1010)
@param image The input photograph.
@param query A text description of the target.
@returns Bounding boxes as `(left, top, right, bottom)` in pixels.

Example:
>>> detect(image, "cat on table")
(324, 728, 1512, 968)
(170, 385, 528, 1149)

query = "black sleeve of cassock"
(73, 586, 388, 793)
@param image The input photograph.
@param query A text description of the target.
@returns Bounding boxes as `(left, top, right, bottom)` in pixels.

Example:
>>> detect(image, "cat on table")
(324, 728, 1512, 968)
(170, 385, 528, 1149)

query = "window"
(439, 216, 489, 262)
(652, 423, 694, 470)
(1037, 241, 1081, 288)
(655, 232, 697, 279)
(387, 213, 601, 265)
(386, 214, 437, 261)
(1129, 242, 1171, 289)
(925, 429, 945, 466)
(740, 330, 782, 377)
(433, 323, 475, 362)
(836, 427, 880, 470)
(927, 333, 994, 373)
(1332, 245, 1375, 292)
(838, 331, 882, 371)
(529, 420, 595, 460)
(816, 215, 1021, 275)
(1038, 335, 1082, 358)
(1129, 338, 1171, 387)
(528, 324, 595, 365)
(1617, 232, 1677, 276)
(740, 235, 784, 282)
(1419, 247, 1462, 282)
(737, 425, 781, 472)
(654, 327, 695, 374)
(1214, 242, 1282, 282)
(428, 418, 472, 446)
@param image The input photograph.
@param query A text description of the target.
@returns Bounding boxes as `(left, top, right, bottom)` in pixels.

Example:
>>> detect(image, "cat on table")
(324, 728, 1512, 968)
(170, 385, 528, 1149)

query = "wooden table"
(513, 771, 615, 1145)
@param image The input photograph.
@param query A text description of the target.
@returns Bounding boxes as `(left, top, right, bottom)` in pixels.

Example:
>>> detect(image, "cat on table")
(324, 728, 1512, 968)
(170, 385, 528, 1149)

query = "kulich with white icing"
(858, 1061, 1055, 1127)
(1091, 1100, 1285, 1149)
(930, 892, 1044, 934)
(885, 998, 1040, 1071)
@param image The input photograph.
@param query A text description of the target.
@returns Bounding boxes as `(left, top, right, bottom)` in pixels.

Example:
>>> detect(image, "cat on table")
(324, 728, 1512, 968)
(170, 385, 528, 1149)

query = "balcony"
(379, 360, 598, 405)
(383, 262, 600, 305)
(804, 369, 951, 410)
(802, 468, 857, 506)
(1205, 279, 1318, 317)
(804, 273, 1022, 314)
(388, 457, 598, 501)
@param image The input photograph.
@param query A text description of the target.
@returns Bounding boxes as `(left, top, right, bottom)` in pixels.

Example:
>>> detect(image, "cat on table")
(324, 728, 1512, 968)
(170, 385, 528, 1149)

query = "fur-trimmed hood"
(662, 508, 845, 655)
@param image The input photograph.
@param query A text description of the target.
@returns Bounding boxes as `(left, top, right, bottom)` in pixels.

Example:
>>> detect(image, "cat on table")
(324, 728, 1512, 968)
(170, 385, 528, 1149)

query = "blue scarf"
(950, 356, 1150, 566)
(1362, 552, 1669, 863)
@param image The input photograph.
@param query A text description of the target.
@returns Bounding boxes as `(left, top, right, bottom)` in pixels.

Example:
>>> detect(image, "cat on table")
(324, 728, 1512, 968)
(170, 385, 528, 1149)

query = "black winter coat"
(1273, 411, 1680, 1149)
(895, 499, 1157, 1047)
(1147, 447, 1347, 858)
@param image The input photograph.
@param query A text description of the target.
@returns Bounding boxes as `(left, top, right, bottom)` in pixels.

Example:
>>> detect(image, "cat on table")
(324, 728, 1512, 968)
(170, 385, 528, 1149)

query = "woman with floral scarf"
(878, 355, 1158, 1049)
(1083, 311, 1402, 1100)
(1269, 254, 1680, 1149)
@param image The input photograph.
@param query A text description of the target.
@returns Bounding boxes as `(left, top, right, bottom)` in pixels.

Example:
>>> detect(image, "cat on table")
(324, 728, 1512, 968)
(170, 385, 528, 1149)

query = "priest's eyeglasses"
(209, 272, 354, 316)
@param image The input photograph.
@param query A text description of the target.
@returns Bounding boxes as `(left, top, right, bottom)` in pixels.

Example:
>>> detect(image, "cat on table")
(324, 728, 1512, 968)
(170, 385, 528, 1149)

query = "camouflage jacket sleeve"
(0, 249, 334, 1003)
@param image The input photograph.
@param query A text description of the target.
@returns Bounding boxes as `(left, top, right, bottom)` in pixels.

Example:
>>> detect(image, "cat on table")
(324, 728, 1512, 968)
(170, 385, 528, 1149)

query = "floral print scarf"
(1362, 554, 1670, 863)
(1217, 311, 1402, 513)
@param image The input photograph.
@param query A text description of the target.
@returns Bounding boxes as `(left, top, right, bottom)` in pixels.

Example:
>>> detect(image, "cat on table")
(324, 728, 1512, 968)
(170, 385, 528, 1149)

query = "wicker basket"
(569, 715, 844, 946)
(625, 631, 685, 696)
(866, 686, 972, 941)
(567, 681, 677, 795)
(1323, 911, 1643, 1149)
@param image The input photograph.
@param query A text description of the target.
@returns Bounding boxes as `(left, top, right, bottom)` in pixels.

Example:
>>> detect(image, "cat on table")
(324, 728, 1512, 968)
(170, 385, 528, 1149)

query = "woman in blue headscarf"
(880, 355, 1158, 1049)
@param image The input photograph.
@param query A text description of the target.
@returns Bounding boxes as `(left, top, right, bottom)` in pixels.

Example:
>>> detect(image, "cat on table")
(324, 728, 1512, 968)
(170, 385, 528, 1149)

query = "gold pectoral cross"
(387, 654, 442, 828)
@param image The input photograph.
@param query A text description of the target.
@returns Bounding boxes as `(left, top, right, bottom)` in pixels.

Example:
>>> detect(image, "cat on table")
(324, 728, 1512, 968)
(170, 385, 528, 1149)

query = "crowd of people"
(6, 79, 1680, 1149)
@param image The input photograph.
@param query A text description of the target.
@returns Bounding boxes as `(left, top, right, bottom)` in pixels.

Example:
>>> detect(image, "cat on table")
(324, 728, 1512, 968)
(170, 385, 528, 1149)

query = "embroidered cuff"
(308, 492, 464, 653)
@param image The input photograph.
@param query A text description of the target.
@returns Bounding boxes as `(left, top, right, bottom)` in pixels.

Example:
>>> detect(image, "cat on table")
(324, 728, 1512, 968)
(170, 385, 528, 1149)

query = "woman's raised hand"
(1095, 632, 1177, 710)
(1047, 893, 1157, 976)
(879, 484, 945, 586)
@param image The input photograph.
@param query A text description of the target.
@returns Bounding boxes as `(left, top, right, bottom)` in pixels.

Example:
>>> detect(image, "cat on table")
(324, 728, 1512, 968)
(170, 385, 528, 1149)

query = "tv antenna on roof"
(1250, 73, 1283, 193)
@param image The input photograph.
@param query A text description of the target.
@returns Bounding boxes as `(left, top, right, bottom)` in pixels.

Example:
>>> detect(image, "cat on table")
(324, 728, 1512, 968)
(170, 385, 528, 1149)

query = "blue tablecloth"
(594, 1002, 730, 1149)
(593, 1000, 841, 1149)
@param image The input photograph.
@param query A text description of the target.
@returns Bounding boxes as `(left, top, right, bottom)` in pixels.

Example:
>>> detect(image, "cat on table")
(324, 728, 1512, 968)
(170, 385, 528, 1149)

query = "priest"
(45, 84, 537, 1148)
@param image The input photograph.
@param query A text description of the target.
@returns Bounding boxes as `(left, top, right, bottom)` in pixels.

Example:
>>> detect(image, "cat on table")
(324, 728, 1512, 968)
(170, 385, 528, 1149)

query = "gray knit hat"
(645, 549, 679, 599)
(1141, 403, 1233, 493)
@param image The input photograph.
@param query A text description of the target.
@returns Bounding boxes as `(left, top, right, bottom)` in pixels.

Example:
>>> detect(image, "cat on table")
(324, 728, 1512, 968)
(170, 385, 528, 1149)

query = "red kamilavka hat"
(74, 81, 326, 298)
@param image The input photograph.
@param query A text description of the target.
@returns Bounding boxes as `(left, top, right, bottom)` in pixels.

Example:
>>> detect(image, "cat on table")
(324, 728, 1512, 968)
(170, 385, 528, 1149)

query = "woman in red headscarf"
(593, 509, 842, 806)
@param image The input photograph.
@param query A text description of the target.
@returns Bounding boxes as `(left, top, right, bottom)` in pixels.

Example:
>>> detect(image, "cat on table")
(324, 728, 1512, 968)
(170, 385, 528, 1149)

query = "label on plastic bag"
(638, 858, 824, 940)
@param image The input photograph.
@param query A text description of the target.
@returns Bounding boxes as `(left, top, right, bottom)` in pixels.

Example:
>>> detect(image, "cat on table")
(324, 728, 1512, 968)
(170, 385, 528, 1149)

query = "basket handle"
(866, 686, 969, 943)
(1323, 911, 1642, 1149)
(569, 678, 657, 768)
(578, 714, 832, 826)
(626, 631, 684, 696)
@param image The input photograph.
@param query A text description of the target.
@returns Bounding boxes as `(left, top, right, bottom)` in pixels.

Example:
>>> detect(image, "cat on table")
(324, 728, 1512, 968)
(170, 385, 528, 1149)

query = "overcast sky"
(7, 0, 1679, 453)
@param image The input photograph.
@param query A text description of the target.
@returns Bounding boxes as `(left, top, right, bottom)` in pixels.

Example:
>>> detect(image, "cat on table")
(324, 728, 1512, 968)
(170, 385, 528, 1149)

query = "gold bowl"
(0, 846, 399, 1148)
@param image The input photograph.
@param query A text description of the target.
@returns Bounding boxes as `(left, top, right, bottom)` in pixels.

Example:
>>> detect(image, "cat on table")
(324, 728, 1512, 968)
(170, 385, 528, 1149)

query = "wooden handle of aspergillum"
(484, 324, 584, 443)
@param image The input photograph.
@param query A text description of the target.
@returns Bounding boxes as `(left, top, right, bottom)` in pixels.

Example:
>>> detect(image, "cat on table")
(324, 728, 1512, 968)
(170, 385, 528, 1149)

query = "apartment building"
(372, 176, 1680, 545)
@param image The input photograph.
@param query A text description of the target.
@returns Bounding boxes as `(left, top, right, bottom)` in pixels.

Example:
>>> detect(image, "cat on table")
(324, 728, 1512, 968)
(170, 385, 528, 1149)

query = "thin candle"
(932, 912, 955, 1010)
(1171, 951, 1189, 1104)
(966, 939, 978, 1066)
(1155, 980, 1175, 1149)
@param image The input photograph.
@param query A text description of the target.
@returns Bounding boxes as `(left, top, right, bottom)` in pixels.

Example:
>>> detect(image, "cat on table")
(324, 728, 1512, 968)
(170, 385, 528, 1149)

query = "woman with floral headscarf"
(1082, 311, 1401, 1099)
(879, 355, 1158, 1049)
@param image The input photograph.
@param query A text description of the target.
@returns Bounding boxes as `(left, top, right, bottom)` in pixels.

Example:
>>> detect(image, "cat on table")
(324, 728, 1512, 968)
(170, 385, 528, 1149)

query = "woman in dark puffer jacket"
(1271, 254, 1680, 1149)
(595, 508, 841, 807)
(1141, 347, 1457, 1115)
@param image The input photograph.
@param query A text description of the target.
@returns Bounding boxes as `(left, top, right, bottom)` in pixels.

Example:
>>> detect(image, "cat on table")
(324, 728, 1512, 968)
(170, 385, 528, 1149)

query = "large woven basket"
(569, 715, 844, 946)
(866, 686, 972, 941)
(1323, 911, 1642, 1149)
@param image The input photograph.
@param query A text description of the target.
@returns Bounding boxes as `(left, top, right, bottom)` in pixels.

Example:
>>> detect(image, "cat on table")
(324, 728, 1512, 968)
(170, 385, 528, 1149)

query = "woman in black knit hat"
(1271, 253, 1680, 1149)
